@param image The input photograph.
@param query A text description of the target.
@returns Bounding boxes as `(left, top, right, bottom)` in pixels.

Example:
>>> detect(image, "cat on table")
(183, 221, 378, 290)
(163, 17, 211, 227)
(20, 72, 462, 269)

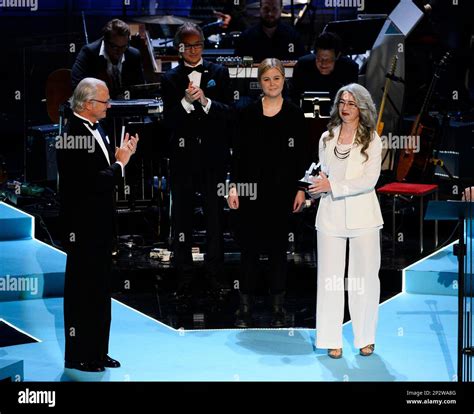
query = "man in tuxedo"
(234, 0, 305, 62)
(57, 78, 138, 372)
(72, 19, 145, 99)
(161, 22, 233, 296)
(291, 32, 359, 103)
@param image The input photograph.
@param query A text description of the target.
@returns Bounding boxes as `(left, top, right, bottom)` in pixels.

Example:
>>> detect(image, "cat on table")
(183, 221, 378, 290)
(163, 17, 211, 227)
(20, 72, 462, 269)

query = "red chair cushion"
(377, 182, 438, 196)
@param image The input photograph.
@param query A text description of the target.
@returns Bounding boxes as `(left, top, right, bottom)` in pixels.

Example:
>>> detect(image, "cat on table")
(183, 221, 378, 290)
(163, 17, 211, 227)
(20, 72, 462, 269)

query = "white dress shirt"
(99, 41, 125, 87)
(180, 58, 212, 114)
(73, 112, 124, 176)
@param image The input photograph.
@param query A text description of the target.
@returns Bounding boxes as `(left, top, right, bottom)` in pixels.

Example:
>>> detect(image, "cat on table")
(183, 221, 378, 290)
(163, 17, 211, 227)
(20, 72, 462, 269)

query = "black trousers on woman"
(237, 200, 290, 295)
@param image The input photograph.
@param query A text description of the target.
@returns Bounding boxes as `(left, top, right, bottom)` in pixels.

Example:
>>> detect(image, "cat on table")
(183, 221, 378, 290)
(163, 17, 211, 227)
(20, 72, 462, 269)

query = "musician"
(161, 23, 233, 296)
(57, 78, 139, 372)
(308, 83, 383, 359)
(190, 0, 250, 33)
(234, 0, 305, 62)
(71, 19, 145, 99)
(227, 58, 308, 328)
(291, 32, 359, 104)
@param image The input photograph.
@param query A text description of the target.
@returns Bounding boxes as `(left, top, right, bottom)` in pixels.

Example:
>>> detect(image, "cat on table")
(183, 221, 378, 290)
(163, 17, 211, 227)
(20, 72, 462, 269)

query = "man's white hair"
(70, 78, 107, 112)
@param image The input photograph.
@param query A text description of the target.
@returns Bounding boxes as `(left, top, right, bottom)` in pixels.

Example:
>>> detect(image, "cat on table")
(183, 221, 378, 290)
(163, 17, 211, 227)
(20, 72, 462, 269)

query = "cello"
(396, 52, 450, 182)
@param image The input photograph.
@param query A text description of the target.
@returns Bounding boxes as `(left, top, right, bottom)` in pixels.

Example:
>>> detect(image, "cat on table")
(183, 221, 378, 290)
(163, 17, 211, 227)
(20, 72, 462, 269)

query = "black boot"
(235, 293, 253, 328)
(270, 292, 287, 328)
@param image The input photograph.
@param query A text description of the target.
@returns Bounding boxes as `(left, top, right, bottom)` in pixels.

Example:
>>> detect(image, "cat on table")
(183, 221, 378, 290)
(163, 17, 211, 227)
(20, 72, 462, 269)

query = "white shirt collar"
(99, 40, 126, 65)
(74, 113, 111, 165)
(73, 112, 98, 128)
(183, 58, 203, 68)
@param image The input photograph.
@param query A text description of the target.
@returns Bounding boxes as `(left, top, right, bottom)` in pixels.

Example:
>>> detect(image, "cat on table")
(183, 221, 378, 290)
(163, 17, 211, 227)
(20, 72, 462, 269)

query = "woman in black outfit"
(227, 58, 308, 328)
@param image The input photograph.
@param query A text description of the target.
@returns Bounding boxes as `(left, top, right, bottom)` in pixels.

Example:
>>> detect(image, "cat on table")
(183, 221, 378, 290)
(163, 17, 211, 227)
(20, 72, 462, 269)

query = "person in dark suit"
(291, 32, 359, 104)
(161, 23, 233, 295)
(71, 19, 145, 99)
(234, 0, 305, 62)
(57, 78, 139, 372)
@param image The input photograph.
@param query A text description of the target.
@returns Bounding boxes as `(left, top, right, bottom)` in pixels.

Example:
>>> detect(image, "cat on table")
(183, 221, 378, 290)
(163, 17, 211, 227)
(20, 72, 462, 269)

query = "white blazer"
(316, 126, 384, 230)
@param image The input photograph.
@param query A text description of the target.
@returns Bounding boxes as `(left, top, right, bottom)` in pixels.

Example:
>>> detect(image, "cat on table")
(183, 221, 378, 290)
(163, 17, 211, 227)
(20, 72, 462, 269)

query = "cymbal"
(133, 15, 201, 25)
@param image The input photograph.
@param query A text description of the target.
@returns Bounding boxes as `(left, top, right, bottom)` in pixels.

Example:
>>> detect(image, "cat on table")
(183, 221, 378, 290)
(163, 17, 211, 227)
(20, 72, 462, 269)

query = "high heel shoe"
(328, 348, 343, 359)
(359, 344, 375, 356)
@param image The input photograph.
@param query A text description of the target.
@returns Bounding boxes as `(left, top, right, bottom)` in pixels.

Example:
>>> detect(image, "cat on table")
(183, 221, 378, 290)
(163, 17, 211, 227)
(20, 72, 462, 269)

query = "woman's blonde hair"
(257, 58, 285, 82)
(324, 83, 377, 162)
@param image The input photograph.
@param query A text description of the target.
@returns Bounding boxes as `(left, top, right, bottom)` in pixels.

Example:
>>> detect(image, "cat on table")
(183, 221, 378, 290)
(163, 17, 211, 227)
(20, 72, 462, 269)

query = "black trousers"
(171, 166, 225, 286)
(237, 201, 290, 295)
(240, 244, 287, 295)
(63, 245, 112, 363)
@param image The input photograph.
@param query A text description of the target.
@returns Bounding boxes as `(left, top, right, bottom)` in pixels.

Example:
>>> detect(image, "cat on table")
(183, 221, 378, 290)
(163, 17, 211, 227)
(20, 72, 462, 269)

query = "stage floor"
(0, 291, 457, 381)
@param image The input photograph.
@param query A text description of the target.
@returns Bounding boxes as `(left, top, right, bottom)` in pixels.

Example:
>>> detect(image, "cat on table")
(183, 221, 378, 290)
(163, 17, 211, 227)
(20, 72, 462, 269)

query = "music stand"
(300, 92, 331, 119)
(425, 200, 474, 382)
(323, 18, 386, 55)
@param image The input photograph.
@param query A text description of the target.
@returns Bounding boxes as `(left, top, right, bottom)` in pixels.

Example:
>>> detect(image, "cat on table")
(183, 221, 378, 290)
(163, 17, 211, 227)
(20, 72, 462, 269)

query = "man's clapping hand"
(184, 81, 208, 106)
(115, 133, 139, 166)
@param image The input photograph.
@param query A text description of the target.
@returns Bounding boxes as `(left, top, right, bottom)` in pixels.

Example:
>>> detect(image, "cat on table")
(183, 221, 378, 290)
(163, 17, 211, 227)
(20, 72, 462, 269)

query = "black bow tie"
(184, 64, 204, 75)
(85, 122, 99, 130)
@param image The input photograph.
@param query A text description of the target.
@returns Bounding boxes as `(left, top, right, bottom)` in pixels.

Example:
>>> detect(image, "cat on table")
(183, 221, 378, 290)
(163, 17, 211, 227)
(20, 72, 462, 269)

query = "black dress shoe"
(103, 355, 121, 368)
(270, 292, 287, 328)
(234, 293, 253, 328)
(65, 361, 105, 372)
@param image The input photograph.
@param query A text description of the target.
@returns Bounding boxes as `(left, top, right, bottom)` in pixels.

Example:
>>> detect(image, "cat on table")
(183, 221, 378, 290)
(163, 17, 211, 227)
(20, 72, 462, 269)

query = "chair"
(377, 182, 438, 254)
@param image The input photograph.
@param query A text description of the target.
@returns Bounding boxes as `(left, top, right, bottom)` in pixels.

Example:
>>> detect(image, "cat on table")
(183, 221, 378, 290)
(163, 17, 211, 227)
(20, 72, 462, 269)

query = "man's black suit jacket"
(71, 38, 145, 96)
(160, 60, 233, 171)
(57, 114, 122, 250)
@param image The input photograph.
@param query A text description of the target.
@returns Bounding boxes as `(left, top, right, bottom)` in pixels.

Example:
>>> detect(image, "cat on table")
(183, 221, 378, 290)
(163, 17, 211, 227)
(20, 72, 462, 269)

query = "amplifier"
(26, 124, 59, 185)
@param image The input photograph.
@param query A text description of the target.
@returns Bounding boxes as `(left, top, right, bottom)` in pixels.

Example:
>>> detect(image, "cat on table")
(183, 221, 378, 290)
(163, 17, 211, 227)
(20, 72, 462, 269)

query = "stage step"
(0, 202, 66, 302)
(0, 202, 33, 241)
(0, 359, 24, 381)
(405, 242, 473, 296)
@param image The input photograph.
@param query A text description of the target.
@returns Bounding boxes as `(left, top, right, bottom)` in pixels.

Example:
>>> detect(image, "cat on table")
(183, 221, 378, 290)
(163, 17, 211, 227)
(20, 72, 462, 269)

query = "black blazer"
(71, 38, 145, 96)
(57, 114, 122, 249)
(161, 60, 233, 170)
(232, 99, 309, 208)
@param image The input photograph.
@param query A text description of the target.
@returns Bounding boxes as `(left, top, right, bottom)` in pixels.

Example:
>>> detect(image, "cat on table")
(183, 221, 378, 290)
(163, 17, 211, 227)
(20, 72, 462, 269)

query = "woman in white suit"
(308, 83, 383, 359)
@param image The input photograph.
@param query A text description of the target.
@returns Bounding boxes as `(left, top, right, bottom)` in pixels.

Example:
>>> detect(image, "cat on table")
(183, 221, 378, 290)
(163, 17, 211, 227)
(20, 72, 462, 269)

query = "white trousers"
(316, 230, 381, 349)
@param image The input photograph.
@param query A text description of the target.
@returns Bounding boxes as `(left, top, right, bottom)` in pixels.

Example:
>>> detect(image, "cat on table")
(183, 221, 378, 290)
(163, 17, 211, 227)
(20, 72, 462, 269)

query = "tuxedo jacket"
(57, 114, 123, 250)
(316, 126, 384, 230)
(160, 60, 233, 171)
(71, 38, 145, 96)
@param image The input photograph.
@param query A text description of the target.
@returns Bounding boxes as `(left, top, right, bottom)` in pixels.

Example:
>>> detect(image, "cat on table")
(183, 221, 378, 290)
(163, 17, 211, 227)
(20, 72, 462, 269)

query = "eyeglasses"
(90, 99, 111, 105)
(106, 40, 129, 52)
(182, 42, 204, 51)
(316, 56, 336, 64)
(338, 100, 358, 109)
